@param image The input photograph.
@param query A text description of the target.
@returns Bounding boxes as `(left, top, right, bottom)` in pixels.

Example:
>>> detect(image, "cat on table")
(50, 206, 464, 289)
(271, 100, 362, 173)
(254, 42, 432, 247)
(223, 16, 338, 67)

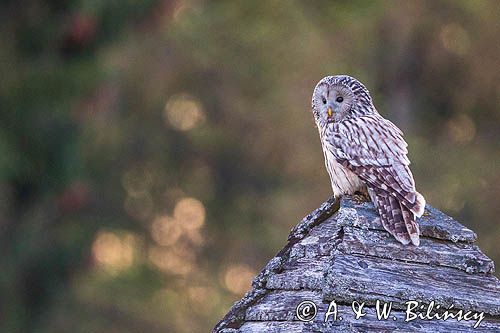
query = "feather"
(374, 189, 411, 245)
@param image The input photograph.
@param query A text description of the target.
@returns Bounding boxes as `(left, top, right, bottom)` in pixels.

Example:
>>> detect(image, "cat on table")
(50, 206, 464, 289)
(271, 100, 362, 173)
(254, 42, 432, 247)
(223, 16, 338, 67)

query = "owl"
(311, 75, 426, 246)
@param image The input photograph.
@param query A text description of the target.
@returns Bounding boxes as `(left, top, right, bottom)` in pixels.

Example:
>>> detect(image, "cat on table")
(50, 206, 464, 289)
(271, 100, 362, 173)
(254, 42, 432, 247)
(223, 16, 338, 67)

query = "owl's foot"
(352, 191, 370, 203)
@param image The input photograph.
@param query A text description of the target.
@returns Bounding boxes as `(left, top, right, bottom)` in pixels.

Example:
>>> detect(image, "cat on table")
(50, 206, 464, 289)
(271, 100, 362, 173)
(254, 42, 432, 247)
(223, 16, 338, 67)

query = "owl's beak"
(327, 106, 333, 119)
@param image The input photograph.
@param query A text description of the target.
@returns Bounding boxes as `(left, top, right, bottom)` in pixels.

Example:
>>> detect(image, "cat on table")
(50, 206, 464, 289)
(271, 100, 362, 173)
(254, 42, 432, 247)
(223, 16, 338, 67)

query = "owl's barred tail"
(401, 199, 420, 246)
(376, 194, 409, 245)
(390, 189, 426, 219)
(374, 190, 420, 246)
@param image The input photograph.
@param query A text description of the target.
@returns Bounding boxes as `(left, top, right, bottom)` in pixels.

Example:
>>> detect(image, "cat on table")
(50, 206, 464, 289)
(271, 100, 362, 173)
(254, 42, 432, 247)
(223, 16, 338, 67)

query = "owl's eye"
(336, 96, 344, 103)
(322, 97, 327, 104)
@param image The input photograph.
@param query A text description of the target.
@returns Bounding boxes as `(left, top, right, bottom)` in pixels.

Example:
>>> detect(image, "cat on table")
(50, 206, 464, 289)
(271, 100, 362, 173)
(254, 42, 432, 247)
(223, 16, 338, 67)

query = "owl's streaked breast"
(322, 140, 366, 196)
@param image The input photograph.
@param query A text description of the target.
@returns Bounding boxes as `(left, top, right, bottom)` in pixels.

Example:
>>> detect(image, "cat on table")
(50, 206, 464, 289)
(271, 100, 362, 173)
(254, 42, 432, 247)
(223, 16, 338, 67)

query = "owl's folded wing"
(326, 114, 424, 216)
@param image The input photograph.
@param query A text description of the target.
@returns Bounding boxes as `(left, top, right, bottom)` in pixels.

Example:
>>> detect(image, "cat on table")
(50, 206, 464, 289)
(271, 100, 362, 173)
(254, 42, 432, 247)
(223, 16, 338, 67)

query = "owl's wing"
(327, 113, 424, 216)
(326, 113, 425, 246)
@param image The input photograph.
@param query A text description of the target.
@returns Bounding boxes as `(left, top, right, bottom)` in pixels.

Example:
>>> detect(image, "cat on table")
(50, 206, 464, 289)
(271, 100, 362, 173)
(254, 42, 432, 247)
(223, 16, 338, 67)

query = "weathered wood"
(340, 199, 478, 242)
(323, 253, 500, 316)
(245, 290, 322, 321)
(266, 260, 325, 290)
(288, 197, 340, 242)
(339, 226, 494, 274)
(234, 315, 500, 333)
(214, 196, 500, 332)
(242, 291, 500, 332)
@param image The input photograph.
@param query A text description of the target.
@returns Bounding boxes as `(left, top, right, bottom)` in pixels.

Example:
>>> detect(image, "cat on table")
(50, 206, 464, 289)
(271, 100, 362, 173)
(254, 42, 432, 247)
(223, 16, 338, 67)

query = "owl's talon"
(352, 192, 370, 203)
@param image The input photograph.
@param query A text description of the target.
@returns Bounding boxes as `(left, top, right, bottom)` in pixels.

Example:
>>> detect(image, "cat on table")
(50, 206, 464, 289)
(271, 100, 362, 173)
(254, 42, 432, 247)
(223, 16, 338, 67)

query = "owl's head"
(311, 75, 375, 128)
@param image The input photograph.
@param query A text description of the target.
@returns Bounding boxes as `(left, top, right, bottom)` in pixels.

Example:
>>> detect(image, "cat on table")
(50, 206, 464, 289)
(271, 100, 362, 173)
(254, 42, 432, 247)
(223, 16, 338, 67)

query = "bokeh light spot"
(440, 23, 470, 56)
(92, 231, 138, 274)
(164, 94, 205, 131)
(223, 264, 255, 295)
(174, 197, 206, 230)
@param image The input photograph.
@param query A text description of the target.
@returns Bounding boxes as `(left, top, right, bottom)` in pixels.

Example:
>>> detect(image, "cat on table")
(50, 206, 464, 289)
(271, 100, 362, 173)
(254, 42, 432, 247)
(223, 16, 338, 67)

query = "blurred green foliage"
(0, 1, 499, 332)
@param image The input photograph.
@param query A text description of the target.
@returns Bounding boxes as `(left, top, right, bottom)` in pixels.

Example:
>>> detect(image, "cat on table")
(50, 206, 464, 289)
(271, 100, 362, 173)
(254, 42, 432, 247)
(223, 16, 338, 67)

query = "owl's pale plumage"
(311, 75, 425, 246)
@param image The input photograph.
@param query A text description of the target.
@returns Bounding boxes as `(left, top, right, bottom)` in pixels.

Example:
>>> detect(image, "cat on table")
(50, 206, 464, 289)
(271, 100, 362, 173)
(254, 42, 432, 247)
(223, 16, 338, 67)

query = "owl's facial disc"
(312, 81, 355, 127)
(312, 76, 375, 129)
(325, 85, 353, 123)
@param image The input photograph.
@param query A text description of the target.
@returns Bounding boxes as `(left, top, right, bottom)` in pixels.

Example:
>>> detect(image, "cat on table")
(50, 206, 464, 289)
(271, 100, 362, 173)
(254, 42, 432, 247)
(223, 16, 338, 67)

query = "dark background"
(1, 1, 499, 332)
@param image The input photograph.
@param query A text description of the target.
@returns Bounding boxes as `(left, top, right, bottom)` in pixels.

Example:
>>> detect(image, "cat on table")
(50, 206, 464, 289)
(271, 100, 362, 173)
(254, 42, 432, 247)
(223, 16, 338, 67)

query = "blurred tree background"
(0, 0, 499, 332)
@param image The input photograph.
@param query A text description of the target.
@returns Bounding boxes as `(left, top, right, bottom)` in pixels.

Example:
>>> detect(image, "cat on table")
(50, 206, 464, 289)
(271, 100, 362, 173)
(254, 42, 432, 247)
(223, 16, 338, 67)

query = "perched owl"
(311, 75, 425, 246)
